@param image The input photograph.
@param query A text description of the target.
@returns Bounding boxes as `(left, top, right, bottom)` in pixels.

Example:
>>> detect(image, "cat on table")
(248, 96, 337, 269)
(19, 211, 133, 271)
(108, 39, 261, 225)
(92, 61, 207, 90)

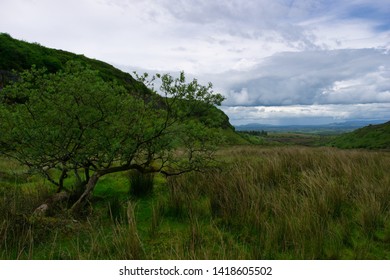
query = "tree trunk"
(70, 172, 100, 213)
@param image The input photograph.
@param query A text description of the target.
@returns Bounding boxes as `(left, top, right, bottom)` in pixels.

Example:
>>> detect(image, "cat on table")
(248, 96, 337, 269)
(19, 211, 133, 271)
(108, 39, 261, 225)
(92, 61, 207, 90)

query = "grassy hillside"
(331, 121, 390, 149)
(0, 33, 147, 94)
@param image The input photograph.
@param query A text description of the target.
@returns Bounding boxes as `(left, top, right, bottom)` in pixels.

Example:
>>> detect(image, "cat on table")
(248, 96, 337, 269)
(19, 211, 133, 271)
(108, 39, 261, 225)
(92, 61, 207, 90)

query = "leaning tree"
(0, 61, 224, 213)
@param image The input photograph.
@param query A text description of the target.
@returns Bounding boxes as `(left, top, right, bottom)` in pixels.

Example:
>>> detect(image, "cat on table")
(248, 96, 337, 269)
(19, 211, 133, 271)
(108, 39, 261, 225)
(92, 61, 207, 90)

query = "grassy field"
(237, 131, 335, 147)
(1, 146, 390, 259)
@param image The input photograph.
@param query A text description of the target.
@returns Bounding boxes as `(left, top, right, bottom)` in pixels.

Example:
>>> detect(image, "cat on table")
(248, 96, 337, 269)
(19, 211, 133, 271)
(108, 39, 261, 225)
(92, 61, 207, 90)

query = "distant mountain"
(235, 120, 388, 135)
(330, 121, 390, 149)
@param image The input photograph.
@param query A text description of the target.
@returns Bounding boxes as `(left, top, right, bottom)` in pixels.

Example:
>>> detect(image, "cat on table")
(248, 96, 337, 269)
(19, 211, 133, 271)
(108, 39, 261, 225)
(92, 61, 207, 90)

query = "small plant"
(128, 170, 154, 198)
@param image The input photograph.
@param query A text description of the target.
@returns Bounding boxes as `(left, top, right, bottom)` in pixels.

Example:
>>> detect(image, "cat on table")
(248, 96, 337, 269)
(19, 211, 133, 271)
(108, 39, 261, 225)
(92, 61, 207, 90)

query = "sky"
(1, 0, 390, 125)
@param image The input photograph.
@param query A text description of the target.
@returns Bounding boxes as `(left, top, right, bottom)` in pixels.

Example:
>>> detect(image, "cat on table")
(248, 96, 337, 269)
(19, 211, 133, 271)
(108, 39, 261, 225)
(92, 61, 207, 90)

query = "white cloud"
(229, 88, 250, 105)
(320, 66, 390, 104)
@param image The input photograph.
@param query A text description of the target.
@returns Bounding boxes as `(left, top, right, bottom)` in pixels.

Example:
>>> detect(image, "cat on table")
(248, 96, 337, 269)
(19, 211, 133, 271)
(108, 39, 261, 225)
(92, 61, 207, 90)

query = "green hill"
(330, 121, 390, 149)
(0, 33, 240, 141)
(0, 33, 147, 94)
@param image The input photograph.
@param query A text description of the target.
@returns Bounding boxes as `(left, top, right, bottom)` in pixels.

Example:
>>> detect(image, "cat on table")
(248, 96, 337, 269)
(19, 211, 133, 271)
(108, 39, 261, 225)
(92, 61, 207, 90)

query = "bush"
(128, 171, 154, 198)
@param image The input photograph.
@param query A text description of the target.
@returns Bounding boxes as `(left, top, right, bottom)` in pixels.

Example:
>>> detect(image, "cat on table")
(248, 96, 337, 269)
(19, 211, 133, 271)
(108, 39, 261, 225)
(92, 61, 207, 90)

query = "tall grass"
(128, 170, 154, 198)
(0, 181, 51, 259)
(1, 146, 390, 259)
(164, 146, 390, 259)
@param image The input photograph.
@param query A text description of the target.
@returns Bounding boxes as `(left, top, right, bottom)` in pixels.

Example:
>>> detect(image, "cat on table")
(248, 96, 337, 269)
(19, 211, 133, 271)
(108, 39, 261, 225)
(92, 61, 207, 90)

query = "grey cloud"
(222, 48, 390, 106)
(154, 0, 326, 50)
(153, 0, 390, 51)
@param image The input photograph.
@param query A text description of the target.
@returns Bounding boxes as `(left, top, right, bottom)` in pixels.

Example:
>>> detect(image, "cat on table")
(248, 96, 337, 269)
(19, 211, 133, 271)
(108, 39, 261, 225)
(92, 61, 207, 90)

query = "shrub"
(128, 171, 154, 198)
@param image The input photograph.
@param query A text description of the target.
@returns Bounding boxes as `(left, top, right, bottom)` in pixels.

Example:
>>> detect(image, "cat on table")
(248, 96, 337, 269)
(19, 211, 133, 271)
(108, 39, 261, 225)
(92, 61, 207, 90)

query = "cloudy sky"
(1, 0, 390, 125)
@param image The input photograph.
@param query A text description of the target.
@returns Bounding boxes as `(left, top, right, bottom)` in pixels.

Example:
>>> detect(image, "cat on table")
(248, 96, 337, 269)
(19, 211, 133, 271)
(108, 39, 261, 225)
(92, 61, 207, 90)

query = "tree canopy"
(0, 62, 224, 211)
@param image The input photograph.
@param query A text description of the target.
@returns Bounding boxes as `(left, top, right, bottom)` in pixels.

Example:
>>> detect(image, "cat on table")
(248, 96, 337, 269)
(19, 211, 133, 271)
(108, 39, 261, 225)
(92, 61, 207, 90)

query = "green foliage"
(330, 121, 390, 149)
(0, 61, 225, 210)
(237, 131, 266, 145)
(1, 62, 131, 170)
(240, 130, 268, 137)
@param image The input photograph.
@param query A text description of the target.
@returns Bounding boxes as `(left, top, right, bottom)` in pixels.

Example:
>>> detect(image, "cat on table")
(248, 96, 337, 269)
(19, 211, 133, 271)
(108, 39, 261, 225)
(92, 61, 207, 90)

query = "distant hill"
(235, 120, 388, 135)
(330, 121, 390, 149)
(0, 33, 237, 138)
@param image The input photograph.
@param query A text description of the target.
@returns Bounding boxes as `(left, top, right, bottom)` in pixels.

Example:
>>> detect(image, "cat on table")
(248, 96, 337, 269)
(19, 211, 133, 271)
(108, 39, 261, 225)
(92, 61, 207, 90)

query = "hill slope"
(0, 33, 147, 94)
(330, 121, 390, 149)
(0, 33, 238, 137)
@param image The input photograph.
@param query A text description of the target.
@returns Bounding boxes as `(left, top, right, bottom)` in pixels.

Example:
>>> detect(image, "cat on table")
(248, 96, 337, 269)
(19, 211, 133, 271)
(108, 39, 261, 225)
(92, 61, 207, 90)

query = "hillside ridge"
(0, 33, 147, 94)
(331, 121, 390, 149)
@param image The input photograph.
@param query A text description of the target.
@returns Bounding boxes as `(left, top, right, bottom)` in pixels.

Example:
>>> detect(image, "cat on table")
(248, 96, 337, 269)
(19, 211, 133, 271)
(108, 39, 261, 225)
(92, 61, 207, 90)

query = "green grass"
(1, 146, 390, 259)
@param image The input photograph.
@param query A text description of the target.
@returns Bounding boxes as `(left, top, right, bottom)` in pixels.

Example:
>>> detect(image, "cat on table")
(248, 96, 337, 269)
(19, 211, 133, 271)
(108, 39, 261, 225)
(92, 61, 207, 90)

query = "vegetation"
(330, 121, 390, 149)
(239, 130, 268, 137)
(0, 33, 234, 129)
(0, 33, 147, 93)
(1, 146, 389, 259)
(265, 132, 333, 147)
(0, 61, 226, 213)
(237, 131, 335, 147)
